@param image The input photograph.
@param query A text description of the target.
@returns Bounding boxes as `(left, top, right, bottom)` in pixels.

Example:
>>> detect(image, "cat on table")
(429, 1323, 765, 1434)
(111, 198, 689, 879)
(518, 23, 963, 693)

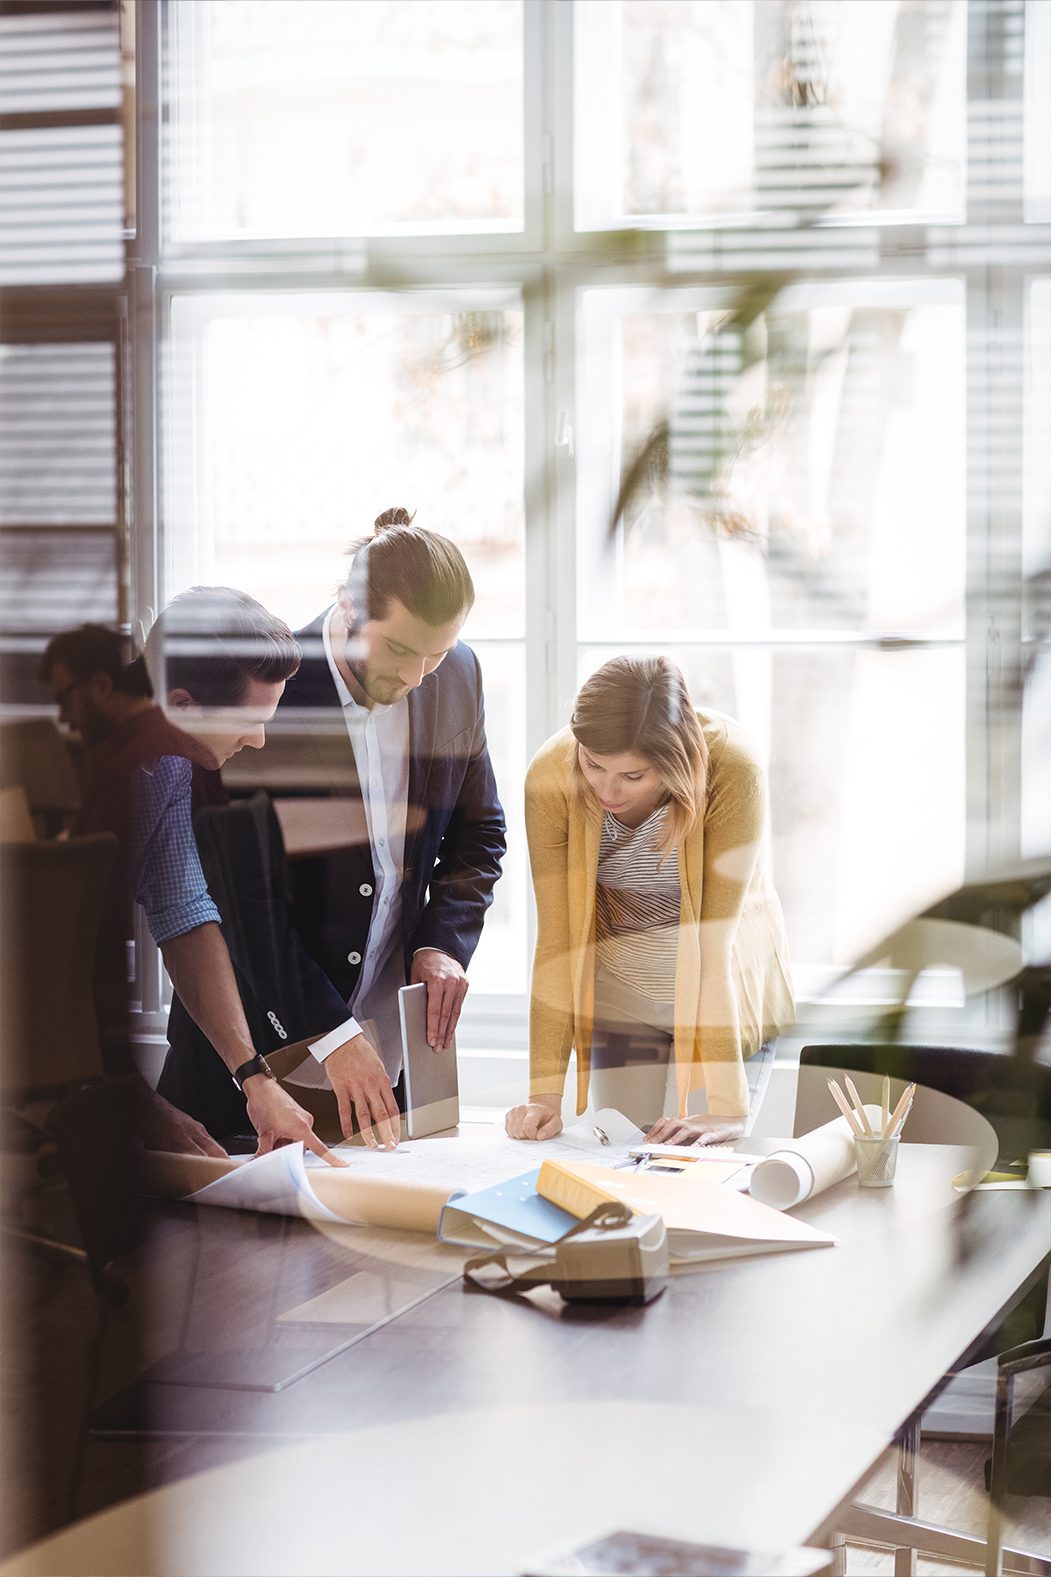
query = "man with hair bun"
(278, 507, 506, 1148)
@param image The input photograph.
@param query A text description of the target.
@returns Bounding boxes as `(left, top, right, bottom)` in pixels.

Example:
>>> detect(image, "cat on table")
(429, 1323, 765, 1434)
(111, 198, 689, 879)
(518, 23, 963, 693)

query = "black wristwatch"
(232, 1053, 277, 1091)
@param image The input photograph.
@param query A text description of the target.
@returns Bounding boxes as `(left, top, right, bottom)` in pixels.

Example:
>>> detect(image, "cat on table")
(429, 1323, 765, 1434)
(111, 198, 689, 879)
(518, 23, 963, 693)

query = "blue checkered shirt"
(132, 755, 221, 945)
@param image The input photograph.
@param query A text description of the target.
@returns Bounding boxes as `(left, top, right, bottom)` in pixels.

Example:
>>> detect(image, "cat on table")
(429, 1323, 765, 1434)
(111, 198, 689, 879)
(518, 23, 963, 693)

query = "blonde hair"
(570, 655, 708, 853)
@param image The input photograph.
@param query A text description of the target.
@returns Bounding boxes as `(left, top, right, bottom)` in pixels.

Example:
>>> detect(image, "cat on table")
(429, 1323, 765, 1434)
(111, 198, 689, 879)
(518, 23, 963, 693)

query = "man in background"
(42, 596, 342, 1164)
(40, 623, 225, 1156)
(277, 507, 506, 1147)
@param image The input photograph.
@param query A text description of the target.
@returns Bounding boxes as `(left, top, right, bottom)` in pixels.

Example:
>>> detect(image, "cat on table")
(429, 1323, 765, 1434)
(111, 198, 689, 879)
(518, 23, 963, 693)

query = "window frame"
(125, 0, 1051, 1069)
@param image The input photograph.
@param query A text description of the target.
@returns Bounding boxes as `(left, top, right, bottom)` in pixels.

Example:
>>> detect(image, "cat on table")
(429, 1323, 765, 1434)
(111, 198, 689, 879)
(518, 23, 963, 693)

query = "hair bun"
(373, 506, 416, 533)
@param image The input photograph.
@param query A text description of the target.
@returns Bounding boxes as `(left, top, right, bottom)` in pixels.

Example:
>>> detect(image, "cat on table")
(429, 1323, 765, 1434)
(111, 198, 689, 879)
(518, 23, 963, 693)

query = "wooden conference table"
(4, 1136, 1050, 1577)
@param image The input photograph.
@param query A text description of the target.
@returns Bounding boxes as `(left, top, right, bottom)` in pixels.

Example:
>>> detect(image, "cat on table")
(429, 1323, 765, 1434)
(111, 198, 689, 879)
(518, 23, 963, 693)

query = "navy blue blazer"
(277, 613, 507, 1003)
(158, 791, 357, 1138)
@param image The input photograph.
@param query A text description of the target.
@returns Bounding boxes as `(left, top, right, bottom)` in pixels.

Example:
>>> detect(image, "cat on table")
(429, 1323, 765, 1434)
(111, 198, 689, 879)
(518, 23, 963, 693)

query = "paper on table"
(179, 1143, 456, 1232)
(148, 1108, 648, 1232)
(157, 1112, 647, 1232)
(749, 1107, 884, 1210)
(562, 1109, 646, 1150)
(187, 1144, 347, 1223)
(316, 1112, 645, 1195)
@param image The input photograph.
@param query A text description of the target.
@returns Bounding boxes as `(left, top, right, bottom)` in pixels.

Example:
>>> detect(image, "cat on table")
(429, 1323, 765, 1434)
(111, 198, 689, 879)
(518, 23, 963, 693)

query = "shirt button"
(379, 837, 386, 847)
(359, 883, 373, 897)
(347, 950, 362, 965)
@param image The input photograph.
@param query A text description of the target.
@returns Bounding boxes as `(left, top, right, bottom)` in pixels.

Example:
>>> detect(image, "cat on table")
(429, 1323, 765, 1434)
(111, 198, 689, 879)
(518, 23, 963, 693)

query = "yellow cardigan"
(526, 712, 795, 1119)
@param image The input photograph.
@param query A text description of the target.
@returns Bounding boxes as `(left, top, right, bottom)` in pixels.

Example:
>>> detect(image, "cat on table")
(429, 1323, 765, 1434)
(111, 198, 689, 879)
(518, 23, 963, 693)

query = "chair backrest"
(0, 718, 81, 835)
(795, 1043, 1051, 1168)
(47, 1076, 141, 1294)
(0, 784, 35, 842)
(0, 833, 117, 1097)
(846, 917, 1024, 999)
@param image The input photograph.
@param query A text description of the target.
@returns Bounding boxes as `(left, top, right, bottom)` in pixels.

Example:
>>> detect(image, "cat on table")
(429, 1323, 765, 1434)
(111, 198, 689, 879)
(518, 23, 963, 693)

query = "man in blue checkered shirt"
(134, 753, 223, 945)
(132, 588, 343, 1166)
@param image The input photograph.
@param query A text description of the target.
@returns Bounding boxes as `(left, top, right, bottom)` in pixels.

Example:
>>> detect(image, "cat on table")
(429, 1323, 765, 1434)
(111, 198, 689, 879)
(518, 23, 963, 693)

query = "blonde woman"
(506, 655, 794, 1146)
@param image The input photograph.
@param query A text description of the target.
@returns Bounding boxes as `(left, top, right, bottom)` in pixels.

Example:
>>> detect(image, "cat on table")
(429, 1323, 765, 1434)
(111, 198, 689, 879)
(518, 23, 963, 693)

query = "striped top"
(595, 802, 681, 1004)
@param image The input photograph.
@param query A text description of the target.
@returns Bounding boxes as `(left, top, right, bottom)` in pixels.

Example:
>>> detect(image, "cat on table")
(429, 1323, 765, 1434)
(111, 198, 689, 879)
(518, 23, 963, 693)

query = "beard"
(339, 609, 408, 706)
(346, 654, 381, 702)
(348, 657, 405, 705)
(78, 700, 115, 750)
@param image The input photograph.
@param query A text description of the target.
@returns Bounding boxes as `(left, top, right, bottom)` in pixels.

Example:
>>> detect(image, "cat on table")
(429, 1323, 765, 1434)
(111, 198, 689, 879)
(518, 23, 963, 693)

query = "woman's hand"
(645, 1115, 747, 1148)
(505, 1097, 563, 1141)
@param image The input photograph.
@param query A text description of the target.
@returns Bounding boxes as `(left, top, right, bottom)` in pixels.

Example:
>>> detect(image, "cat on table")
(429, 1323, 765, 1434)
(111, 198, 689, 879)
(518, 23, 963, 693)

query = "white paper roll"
(751, 1106, 884, 1210)
(1027, 1150, 1051, 1189)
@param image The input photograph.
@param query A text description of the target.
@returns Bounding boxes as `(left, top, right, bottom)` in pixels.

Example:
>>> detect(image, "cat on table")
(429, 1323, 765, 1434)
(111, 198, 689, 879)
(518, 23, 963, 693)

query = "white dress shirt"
(307, 608, 411, 1078)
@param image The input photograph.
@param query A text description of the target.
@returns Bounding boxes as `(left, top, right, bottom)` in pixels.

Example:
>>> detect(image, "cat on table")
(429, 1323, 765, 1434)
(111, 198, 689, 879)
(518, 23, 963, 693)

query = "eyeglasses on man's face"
(53, 679, 81, 710)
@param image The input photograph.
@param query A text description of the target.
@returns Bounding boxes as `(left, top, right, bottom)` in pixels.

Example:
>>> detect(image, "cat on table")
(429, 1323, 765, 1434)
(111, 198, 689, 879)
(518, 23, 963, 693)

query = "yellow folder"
(538, 1158, 837, 1261)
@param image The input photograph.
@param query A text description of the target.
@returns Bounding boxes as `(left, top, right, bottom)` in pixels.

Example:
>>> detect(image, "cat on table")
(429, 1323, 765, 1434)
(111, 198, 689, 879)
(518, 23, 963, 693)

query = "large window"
(165, 0, 525, 241)
(576, 280, 967, 973)
(163, 288, 529, 993)
(135, 0, 1051, 1061)
(575, 0, 967, 228)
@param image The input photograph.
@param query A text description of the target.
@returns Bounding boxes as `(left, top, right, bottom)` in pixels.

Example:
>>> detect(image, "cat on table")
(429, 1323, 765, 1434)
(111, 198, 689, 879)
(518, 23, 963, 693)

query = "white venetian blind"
(0, 3, 124, 285)
(0, 3, 124, 701)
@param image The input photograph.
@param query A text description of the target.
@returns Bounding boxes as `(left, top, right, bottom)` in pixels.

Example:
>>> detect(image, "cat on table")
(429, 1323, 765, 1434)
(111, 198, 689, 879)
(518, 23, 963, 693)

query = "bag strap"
(462, 1199, 633, 1299)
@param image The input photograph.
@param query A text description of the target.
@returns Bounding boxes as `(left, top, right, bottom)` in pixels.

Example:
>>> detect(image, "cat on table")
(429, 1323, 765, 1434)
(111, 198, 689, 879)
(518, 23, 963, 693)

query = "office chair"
(795, 1044, 1051, 1170)
(0, 783, 36, 842)
(836, 1336, 1051, 1577)
(797, 1043, 1051, 1368)
(1, 833, 117, 1254)
(0, 833, 117, 1099)
(799, 1046, 1051, 1576)
(46, 1076, 142, 1521)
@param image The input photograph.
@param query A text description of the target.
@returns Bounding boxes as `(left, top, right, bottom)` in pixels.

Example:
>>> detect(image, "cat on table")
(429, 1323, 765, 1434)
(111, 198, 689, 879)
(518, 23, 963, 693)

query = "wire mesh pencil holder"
(854, 1133, 900, 1188)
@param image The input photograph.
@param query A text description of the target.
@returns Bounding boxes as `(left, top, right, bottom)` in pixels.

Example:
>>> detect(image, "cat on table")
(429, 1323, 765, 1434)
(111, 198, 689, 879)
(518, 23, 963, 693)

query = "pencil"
(890, 1093, 915, 1141)
(827, 1077, 865, 1137)
(844, 1075, 874, 1137)
(887, 1082, 916, 1137)
(881, 1075, 890, 1138)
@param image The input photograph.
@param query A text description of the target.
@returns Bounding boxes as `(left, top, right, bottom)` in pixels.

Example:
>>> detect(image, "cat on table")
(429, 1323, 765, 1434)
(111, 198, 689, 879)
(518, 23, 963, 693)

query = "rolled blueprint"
(750, 1107, 884, 1210)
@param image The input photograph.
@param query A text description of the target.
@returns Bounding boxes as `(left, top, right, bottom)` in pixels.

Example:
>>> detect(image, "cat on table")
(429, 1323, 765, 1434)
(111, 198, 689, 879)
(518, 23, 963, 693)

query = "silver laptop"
(398, 982, 460, 1138)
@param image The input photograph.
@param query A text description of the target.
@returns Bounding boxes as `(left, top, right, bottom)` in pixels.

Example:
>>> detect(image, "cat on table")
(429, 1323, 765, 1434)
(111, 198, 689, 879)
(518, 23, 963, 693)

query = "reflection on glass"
(576, 0, 966, 227)
(1023, 287, 1051, 940)
(1025, 280, 1051, 605)
(1022, 650, 1051, 971)
(166, 0, 524, 240)
(1025, 0, 1051, 223)
(1023, 652, 1051, 861)
(578, 285, 965, 638)
(578, 643, 964, 973)
(165, 294, 525, 634)
(461, 642, 527, 996)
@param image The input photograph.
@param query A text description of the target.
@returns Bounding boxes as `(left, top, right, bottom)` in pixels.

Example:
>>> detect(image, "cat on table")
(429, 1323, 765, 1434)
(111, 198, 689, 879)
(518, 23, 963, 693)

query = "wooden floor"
(845, 1440, 1051, 1573)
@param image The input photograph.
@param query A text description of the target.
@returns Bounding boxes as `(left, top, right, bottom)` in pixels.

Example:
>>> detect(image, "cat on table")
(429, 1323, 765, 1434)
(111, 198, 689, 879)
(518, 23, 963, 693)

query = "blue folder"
(437, 1167, 577, 1249)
